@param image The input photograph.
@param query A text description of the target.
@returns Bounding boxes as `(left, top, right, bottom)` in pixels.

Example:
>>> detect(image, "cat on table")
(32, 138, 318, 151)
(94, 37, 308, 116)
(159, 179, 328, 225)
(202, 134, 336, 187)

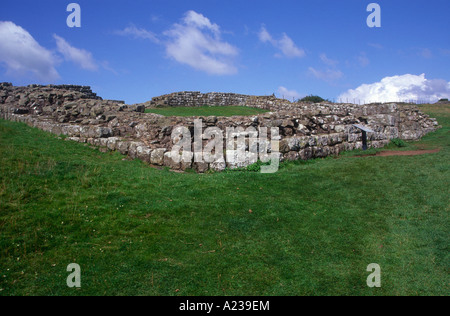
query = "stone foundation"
(144, 91, 295, 111)
(0, 84, 440, 172)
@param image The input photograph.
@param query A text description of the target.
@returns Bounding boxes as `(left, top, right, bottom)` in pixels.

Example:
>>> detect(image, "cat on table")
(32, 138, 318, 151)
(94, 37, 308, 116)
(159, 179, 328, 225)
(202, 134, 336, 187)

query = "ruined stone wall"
(0, 84, 440, 173)
(144, 91, 293, 111)
(24, 84, 102, 100)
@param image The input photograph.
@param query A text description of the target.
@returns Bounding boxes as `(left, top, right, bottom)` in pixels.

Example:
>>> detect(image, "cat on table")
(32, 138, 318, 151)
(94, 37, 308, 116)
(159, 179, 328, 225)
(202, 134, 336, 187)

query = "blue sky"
(1, 0, 449, 104)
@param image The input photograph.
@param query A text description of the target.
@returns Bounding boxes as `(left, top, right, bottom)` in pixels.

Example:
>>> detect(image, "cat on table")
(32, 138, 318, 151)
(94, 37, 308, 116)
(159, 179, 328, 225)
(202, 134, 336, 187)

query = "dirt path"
(375, 148, 441, 156)
(355, 148, 442, 158)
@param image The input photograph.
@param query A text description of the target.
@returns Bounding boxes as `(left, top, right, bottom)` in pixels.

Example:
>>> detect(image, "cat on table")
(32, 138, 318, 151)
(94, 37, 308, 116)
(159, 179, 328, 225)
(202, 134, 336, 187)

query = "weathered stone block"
(316, 146, 331, 158)
(194, 162, 209, 173)
(164, 152, 181, 170)
(151, 148, 167, 166)
(210, 160, 226, 172)
(117, 141, 129, 155)
(334, 125, 346, 133)
(136, 146, 152, 163)
(308, 136, 318, 147)
(279, 139, 290, 153)
(286, 137, 301, 152)
(128, 142, 145, 159)
(286, 151, 300, 161)
(107, 137, 119, 151)
(328, 133, 343, 146)
(99, 138, 109, 148)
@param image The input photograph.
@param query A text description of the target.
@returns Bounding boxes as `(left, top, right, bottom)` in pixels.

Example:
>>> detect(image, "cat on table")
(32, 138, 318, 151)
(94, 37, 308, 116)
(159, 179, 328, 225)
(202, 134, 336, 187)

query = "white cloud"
(308, 67, 343, 82)
(277, 34, 305, 58)
(183, 10, 220, 34)
(338, 74, 450, 103)
(163, 11, 238, 75)
(278, 86, 301, 101)
(54, 35, 98, 71)
(115, 25, 159, 43)
(0, 21, 59, 81)
(320, 53, 338, 66)
(258, 26, 305, 58)
(258, 26, 272, 43)
(100, 61, 118, 76)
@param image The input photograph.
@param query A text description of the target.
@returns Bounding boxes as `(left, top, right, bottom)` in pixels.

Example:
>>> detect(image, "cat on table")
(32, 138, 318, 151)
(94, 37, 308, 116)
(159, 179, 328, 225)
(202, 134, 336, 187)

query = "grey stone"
(128, 142, 145, 159)
(164, 152, 181, 170)
(117, 141, 130, 155)
(151, 148, 167, 166)
(136, 146, 152, 163)
(107, 137, 120, 151)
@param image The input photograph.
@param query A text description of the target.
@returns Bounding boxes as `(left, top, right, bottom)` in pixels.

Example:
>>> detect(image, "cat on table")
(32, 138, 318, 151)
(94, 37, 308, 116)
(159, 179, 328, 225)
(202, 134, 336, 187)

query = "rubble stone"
(0, 83, 440, 173)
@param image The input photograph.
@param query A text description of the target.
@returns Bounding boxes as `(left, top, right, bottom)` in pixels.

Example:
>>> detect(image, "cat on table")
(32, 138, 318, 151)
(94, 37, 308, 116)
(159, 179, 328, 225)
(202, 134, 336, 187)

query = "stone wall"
(144, 91, 294, 111)
(0, 84, 440, 172)
(26, 84, 102, 100)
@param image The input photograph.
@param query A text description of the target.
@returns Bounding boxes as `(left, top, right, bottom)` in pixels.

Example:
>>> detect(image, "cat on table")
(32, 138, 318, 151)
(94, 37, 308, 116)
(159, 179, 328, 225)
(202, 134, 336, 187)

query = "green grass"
(145, 105, 269, 117)
(0, 104, 448, 296)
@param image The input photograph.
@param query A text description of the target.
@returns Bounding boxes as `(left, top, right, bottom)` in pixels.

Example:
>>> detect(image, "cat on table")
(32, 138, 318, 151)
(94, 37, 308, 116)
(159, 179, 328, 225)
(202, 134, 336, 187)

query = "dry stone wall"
(0, 84, 440, 172)
(144, 91, 294, 111)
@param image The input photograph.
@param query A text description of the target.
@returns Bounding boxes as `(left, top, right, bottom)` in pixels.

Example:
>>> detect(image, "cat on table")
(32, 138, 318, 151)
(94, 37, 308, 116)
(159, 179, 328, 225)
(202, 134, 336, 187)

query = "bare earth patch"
(353, 147, 442, 158)
(375, 148, 441, 157)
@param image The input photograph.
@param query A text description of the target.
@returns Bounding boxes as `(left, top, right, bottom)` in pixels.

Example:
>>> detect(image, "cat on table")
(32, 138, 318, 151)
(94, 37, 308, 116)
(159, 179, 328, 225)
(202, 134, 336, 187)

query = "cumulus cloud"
(258, 26, 305, 58)
(115, 25, 159, 43)
(54, 35, 98, 71)
(278, 86, 301, 101)
(338, 74, 450, 103)
(0, 21, 59, 81)
(163, 11, 239, 75)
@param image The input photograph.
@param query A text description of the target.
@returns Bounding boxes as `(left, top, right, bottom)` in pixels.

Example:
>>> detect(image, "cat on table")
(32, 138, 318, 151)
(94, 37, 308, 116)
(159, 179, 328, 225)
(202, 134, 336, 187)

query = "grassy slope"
(145, 106, 268, 117)
(0, 104, 448, 296)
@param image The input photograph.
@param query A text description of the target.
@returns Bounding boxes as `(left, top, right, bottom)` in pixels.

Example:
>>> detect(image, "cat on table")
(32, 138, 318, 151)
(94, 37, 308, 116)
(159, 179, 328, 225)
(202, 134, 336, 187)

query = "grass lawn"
(0, 104, 448, 296)
(145, 105, 269, 117)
